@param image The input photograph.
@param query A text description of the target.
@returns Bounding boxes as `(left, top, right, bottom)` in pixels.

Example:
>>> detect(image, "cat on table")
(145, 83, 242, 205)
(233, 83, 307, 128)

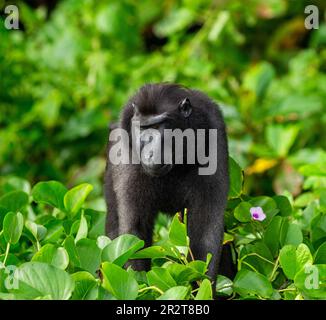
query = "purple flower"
(250, 207, 266, 221)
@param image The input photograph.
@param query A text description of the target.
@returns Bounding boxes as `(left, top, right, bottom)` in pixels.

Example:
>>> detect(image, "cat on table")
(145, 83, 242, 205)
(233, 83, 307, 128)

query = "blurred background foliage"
(0, 0, 326, 208)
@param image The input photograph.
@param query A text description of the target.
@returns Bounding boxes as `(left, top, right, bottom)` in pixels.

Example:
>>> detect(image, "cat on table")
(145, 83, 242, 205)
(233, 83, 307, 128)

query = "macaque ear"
(132, 103, 140, 115)
(178, 98, 192, 118)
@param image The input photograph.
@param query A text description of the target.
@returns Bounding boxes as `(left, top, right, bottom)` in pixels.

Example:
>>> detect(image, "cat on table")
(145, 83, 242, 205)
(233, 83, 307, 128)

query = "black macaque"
(104, 83, 234, 294)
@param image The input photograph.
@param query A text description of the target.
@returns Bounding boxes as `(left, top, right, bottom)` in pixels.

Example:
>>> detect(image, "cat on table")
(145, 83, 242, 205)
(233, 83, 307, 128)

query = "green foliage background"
(0, 0, 325, 300)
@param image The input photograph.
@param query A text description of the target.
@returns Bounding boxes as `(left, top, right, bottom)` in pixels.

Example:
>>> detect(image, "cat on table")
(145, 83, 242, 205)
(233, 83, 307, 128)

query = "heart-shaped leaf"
(280, 221, 303, 246)
(234, 202, 252, 222)
(71, 271, 98, 300)
(32, 244, 69, 270)
(195, 279, 212, 300)
(264, 216, 283, 257)
(131, 245, 168, 259)
(233, 269, 273, 298)
(32, 181, 67, 211)
(101, 262, 138, 300)
(0, 191, 29, 213)
(3, 212, 24, 244)
(228, 157, 243, 198)
(279, 244, 313, 280)
(147, 267, 177, 291)
(169, 213, 187, 246)
(75, 212, 88, 243)
(63, 236, 81, 267)
(25, 220, 47, 242)
(10, 262, 74, 300)
(102, 234, 144, 267)
(314, 242, 326, 264)
(64, 183, 93, 217)
(294, 264, 326, 299)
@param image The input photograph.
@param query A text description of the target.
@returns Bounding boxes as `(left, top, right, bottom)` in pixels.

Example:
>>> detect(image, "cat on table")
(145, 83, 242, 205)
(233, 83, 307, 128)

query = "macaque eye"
(151, 123, 161, 130)
(140, 123, 160, 130)
(179, 98, 192, 118)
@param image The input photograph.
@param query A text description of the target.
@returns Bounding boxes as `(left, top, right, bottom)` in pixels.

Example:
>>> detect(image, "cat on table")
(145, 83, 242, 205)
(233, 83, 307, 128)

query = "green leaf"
(32, 244, 69, 270)
(75, 212, 88, 243)
(294, 264, 326, 299)
(102, 234, 144, 267)
(0, 191, 29, 213)
(164, 264, 191, 283)
(234, 202, 252, 222)
(3, 212, 24, 244)
(10, 262, 74, 300)
(269, 95, 322, 118)
(228, 157, 243, 198)
(233, 269, 273, 298)
(279, 244, 313, 280)
(195, 279, 212, 300)
(167, 263, 203, 284)
(154, 8, 194, 37)
(299, 163, 326, 177)
(266, 124, 299, 157)
(188, 260, 207, 275)
(294, 192, 315, 208)
(240, 241, 274, 277)
(157, 286, 189, 300)
(42, 220, 65, 244)
(101, 262, 138, 300)
(147, 267, 177, 291)
(0, 176, 31, 194)
(242, 62, 275, 101)
(32, 181, 67, 211)
(63, 236, 81, 267)
(64, 183, 93, 217)
(264, 216, 283, 257)
(280, 221, 303, 247)
(314, 242, 326, 264)
(87, 209, 107, 239)
(169, 213, 187, 246)
(310, 213, 326, 247)
(216, 275, 233, 296)
(296, 244, 313, 270)
(131, 246, 168, 259)
(273, 195, 292, 217)
(71, 271, 98, 300)
(279, 245, 297, 280)
(96, 235, 111, 250)
(76, 239, 101, 275)
(25, 220, 47, 242)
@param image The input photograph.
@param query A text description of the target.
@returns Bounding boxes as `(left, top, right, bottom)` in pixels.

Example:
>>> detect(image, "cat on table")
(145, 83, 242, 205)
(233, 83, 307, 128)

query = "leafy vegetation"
(0, 156, 325, 300)
(0, 0, 325, 299)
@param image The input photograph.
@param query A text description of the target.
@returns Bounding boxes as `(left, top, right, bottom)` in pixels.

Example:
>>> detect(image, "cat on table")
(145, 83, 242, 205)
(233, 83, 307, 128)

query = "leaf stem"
(3, 242, 11, 266)
(278, 288, 296, 293)
(242, 261, 259, 273)
(36, 240, 41, 252)
(188, 247, 195, 261)
(138, 286, 164, 295)
(269, 255, 280, 282)
(241, 252, 275, 265)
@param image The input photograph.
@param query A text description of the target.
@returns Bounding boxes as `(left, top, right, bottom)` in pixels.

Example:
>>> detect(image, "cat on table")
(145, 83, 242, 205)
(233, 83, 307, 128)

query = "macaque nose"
(144, 150, 157, 166)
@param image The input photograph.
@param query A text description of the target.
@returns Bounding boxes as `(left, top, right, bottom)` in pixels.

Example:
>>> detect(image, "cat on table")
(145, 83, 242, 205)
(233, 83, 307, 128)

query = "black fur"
(104, 83, 230, 291)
